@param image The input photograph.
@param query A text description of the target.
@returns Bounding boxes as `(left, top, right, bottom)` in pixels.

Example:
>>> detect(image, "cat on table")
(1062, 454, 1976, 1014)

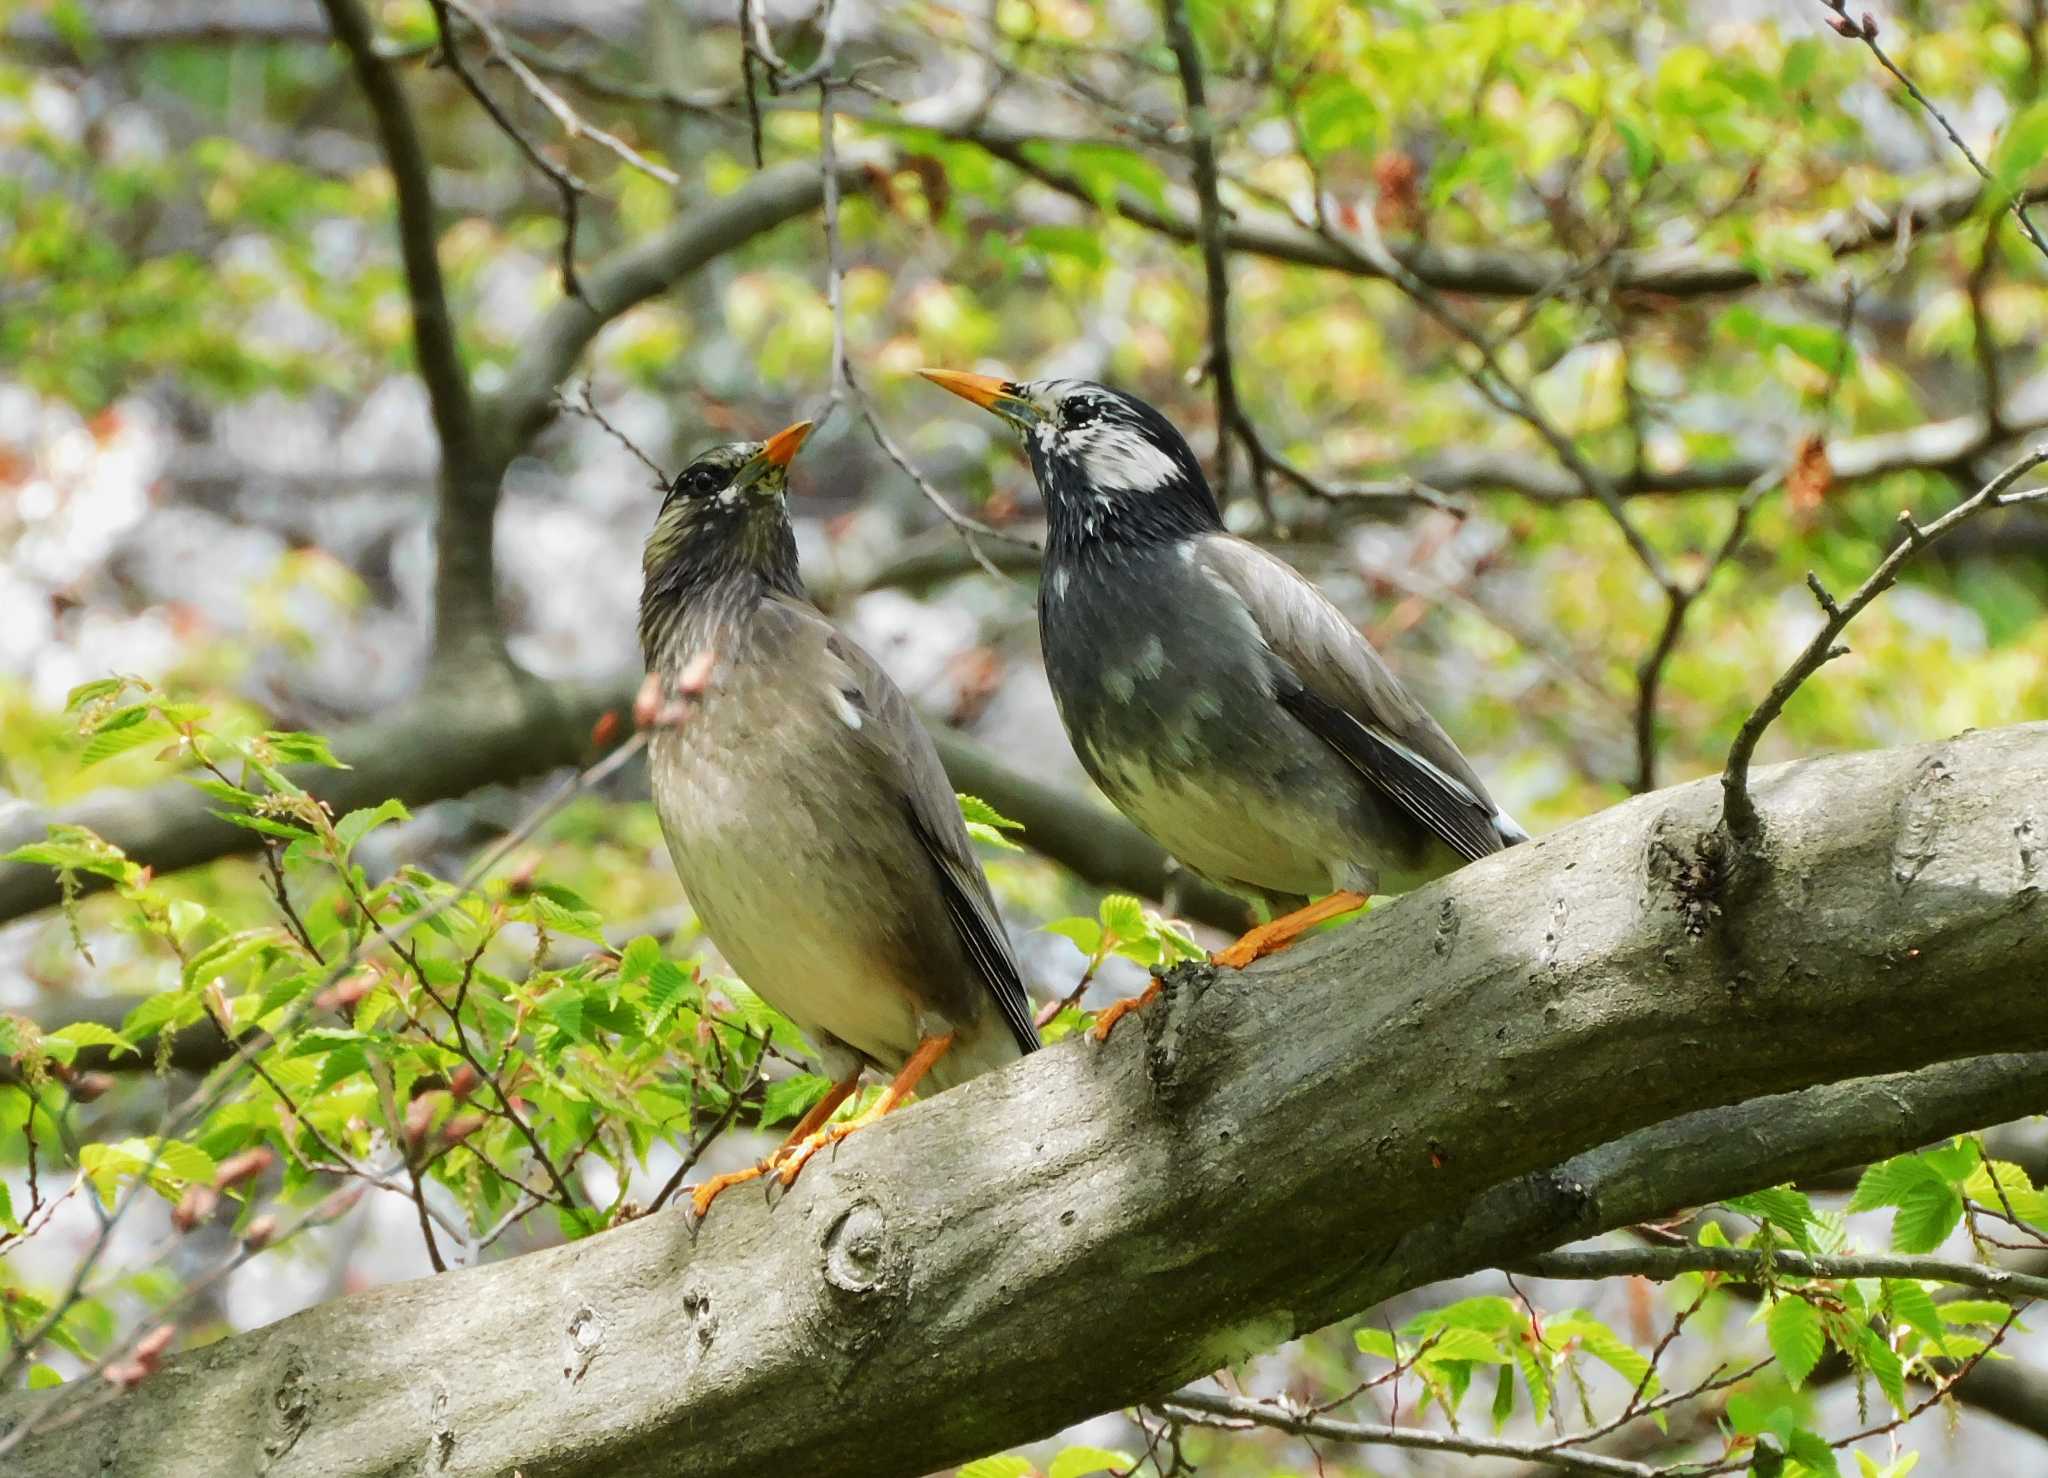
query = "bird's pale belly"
(648, 723, 927, 1074)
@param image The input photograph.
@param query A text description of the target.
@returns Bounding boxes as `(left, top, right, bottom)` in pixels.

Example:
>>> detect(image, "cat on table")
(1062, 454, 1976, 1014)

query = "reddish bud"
(447, 1064, 480, 1101)
(632, 671, 665, 730)
(172, 1184, 219, 1232)
(404, 1095, 436, 1147)
(316, 970, 377, 1014)
(590, 709, 622, 749)
(1828, 14, 1858, 35)
(243, 1215, 280, 1251)
(104, 1360, 148, 1389)
(214, 1147, 274, 1190)
(315, 1184, 367, 1221)
(1860, 12, 1877, 37)
(133, 1324, 176, 1366)
(441, 1113, 485, 1145)
(69, 1071, 114, 1103)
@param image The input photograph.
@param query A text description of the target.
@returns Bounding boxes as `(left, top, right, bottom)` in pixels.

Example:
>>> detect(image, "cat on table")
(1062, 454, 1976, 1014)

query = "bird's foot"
(688, 1161, 769, 1220)
(1090, 978, 1162, 1041)
(1212, 890, 1371, 969)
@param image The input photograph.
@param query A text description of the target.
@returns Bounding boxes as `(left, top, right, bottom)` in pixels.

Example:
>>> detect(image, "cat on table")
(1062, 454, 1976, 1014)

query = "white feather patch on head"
(1064, 420, 1183, 492)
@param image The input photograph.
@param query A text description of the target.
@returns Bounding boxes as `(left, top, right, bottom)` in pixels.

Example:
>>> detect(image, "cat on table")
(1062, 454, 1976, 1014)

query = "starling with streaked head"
(639, 419, 1039, 1215)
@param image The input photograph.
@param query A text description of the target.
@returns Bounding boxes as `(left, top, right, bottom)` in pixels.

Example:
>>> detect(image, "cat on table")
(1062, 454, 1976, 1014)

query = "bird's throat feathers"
(638, 496, 803, 664)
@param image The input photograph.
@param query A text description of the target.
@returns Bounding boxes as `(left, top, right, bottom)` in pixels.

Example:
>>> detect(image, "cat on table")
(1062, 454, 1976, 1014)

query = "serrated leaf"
(1856, 1325, 1906, 1414)
(1097, 894, 1147, 941)
(1729, 1186, 1817, 1247)
(1848, 1154, 1946, 1212)
(65, 676, 129, 710)
(1884, 1280, 1947, 1358)
(1767, 1295, 1825, 1388)
(956, 794, 1024, 833)
(47, 1021, 136, 1059)
(1890, 1181, 1964, 1254)
(335, 798, 409, 854)
(262, 730, 347, 768)
(760, 1073, 831, 1128)
(1550, 1311, 1654, 1394)
(1048, 1446, 1134, 1478)
(957, 1459, 1032, 1478)
(80, 714, 175, 768)
(1043, 916, 1103, 955)
(1420, 1326, 1514, 1364)
(1788, 1426, 1842, 1476)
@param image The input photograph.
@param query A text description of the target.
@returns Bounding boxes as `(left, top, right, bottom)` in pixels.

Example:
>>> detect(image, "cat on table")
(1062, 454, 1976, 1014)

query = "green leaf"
(0, 1179, 15, 1233)
(1728, 1186, 1817, 1248)
(1766, 1295, 1825, 1388)
(1889, 1181, 1964, 1254)
(760, 1073, 832, 1128)
(1991, 98, 2048, 196)
(1550, 1311, 1653, 1393)
(80, 713, 175, 768)
(1097, 894, 1147, 941)
(47, 1021, 136, 1059)
(1856, 1325, 1906, 1414)
(1354, 1326, 1398, 1360)
(1043, 916, 1103, 955)
(1048, 1447, 1135, 1478)
(65, 676, 130, 710)
(1420, 1326, 1514, 1364)
(335, 798, 410, 854)
(1884, 1280, 1947, 1357)
(26, 1363, 62, 1390)
(262, 730, 348, 768)
(1788, 1426, 1842, 1476)
(1848, 1154, 1945, 1212)
(1938, 1299, 2017, 1327)
(957, 1460, 1032, 1478)
(1490, 1360, 1515, 1428)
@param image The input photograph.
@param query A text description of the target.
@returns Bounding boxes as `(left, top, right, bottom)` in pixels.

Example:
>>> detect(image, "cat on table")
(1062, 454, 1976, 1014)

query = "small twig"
(1515, 1243, 2048, 1304)
(1721, 443, 2048, 842)
(1163, 1388, 1661, 1477)
(1818, 0, 2048, 263)
(557, 380, 670, 487)
(1160, 0, 1265, 519)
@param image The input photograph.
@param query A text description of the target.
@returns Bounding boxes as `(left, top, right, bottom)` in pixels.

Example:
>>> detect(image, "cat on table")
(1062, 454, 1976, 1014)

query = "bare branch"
(1517, 1244, 2048, 1305)
(1721, 442, 2048, 843)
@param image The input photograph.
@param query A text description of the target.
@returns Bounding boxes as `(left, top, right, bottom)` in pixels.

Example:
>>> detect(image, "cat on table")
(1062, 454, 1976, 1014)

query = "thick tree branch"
(481, 153, 886, 458)
(4, 725, 2045, 1477)
(0, 677, 1249, 934)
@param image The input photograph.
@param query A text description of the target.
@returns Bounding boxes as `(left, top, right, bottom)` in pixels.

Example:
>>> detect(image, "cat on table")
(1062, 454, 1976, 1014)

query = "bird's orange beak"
(918, 368, 1009, 410)
(761, 419, 814, 468)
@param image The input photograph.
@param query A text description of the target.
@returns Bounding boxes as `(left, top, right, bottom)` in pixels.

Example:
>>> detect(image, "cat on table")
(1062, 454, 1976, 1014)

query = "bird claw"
(1090, 978, 1162, 1041)
(687, 1161, 769, 1221)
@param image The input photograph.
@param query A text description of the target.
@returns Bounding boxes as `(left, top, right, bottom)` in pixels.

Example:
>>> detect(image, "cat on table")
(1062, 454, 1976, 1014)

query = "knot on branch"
(810, 1199, 910, 1372)
(259, 1344, 314, 1471)
(561, 1302, 607, 1385)
(1890, 750, 1956, 893)
(1646, 815, 1730, 940)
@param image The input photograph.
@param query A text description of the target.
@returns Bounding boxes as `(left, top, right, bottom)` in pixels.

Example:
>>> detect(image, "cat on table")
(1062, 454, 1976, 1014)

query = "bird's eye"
(1063, 401, 1099, 430)
(674, 465, 722, 499)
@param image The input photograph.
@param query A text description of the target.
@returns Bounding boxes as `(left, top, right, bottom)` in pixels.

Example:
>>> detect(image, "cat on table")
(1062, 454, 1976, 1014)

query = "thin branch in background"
(440, 0, 680, 188)
(1818, 0, 2048, 263)
(1721, 441, 2048, 842)
(1161, 1388, 1663, 1477)
(1159, 0, 1269, 519)
(1515, 1243, 2048, 1304)
(426, 0, 590, 302)
(738, 0, 766, 167)
(556, 380, 671, 487)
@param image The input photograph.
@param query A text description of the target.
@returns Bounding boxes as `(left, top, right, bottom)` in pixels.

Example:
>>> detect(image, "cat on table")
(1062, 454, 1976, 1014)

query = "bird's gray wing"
(773, 597, 1040, 1055)
(1194, 536, 1513, 864)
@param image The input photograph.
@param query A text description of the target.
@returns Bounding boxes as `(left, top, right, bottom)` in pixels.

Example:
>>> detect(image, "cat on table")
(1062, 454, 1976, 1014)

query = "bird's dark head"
(920, 370, 1221, 560)
(639, 420, 810, 653)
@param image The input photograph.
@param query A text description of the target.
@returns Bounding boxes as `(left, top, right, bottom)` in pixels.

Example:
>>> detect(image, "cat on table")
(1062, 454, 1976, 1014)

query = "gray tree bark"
(4, 722, 2044, 1477)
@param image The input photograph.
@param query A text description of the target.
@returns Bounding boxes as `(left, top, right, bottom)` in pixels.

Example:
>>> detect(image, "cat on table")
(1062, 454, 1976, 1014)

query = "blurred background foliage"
(2, 0, 2047, 1474)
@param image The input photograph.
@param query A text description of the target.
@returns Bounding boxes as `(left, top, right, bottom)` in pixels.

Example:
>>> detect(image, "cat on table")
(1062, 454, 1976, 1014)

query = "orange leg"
(774, 1033, 956, 1188)
(1213, 890, 1371, 970)
(689, 1072, 859, 1220)
(1090, 979, 1161, 1042)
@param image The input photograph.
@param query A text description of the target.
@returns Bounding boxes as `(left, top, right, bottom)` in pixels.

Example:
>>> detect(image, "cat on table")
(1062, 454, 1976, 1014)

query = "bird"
(637, 419, 1039, 1217)
(920, 371, 1525, 1035)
